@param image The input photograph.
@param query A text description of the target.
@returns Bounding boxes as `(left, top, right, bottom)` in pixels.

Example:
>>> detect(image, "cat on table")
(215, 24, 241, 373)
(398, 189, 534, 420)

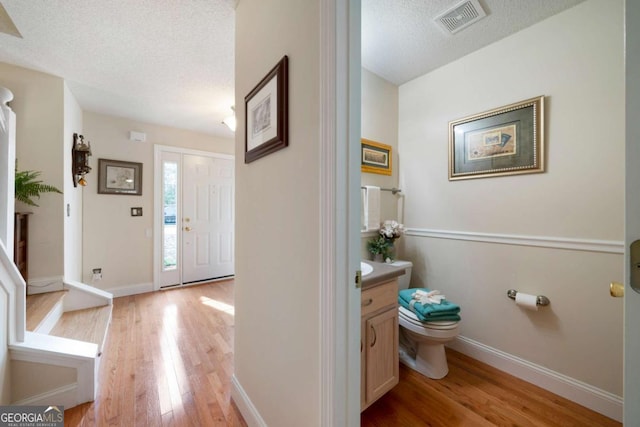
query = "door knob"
(610, 282, 624, 298)
(184, 226, 192, 232)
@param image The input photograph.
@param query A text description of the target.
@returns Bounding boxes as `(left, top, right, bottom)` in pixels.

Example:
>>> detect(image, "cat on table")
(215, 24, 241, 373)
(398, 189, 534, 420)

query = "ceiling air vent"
(435, 0, 487, 35)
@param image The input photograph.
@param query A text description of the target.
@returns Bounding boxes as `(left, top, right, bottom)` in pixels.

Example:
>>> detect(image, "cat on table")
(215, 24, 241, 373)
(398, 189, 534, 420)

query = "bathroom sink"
(361, 262, 373, 277)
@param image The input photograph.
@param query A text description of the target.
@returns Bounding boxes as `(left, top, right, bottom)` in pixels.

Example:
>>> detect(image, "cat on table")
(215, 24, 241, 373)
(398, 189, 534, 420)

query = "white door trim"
(153, 145, 235, 291)
(624, 1, 640, 424)
(320, 0, 361, 425)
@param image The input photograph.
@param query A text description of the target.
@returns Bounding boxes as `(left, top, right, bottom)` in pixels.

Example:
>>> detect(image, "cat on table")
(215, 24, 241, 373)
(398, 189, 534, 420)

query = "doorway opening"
(154, 145, 235, 290)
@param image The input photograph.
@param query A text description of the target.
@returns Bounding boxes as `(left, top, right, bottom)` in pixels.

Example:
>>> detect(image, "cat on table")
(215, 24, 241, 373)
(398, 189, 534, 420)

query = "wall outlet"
(92, 268, 102, 281)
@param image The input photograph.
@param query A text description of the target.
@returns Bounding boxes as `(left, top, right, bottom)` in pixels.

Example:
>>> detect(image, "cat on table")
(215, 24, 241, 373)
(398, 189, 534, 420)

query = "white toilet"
(391, 260, 460, 380)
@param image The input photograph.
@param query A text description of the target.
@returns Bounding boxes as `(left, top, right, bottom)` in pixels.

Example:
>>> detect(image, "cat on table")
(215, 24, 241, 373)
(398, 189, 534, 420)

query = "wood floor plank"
(65, 279, 616, 426)
(64, 280, 246, 426)
(25, 290, 67, 331)
(362, 350, 621, 427)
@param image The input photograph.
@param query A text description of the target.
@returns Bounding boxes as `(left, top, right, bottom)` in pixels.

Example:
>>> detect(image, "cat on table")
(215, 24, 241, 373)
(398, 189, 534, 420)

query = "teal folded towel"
(398, 288, 461, 323)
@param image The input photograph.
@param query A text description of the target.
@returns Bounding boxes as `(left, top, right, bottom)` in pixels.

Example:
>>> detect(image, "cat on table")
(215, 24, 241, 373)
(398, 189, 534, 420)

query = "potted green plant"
(367, 235, 391, 262)
(15, 169, 62, 207)
(367, 220, 406, 262)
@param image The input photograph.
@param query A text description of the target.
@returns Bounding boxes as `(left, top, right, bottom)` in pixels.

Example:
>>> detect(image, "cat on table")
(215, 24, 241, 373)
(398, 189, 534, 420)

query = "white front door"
(625, 1, 640, 424)
(182, 154, 234, 284)
(155, 147, 234, 289)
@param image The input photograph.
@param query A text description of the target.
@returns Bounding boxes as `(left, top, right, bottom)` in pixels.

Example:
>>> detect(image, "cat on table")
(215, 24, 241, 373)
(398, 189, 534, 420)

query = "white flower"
(379, 219, 404, 240)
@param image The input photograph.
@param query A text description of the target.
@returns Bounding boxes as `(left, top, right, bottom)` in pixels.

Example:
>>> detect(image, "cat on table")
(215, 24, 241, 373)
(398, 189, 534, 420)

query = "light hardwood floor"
(65, 280, 620, 426)
(64, 280, 246, 426)
(361, 350, 621, 427)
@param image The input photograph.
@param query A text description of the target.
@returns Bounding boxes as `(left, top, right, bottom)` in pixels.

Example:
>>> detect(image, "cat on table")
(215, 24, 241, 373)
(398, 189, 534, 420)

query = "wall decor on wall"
(72, 133, 92, 187)
(244, 55, 289, 164)
(448, 96, 545, 180)
(97, 158, 143, 195)
(361, 138, 392, 176)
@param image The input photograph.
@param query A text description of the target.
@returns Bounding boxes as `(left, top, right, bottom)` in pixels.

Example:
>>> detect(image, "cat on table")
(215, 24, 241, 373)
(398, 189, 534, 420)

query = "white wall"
(63, 83, 83, 281)
(234, 0, 323, 425)
(82, 112, 233, 291)
(0, 289, 8, 404)
(0, 63, 65, 282)
(399, 0, 623, 399)
(361, 69, 401, 258)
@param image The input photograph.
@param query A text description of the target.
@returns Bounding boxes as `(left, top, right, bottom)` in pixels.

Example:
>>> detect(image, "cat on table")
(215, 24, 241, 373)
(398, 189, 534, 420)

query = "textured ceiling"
(0, 0, 585, 137)
(362, 0, 586, 85)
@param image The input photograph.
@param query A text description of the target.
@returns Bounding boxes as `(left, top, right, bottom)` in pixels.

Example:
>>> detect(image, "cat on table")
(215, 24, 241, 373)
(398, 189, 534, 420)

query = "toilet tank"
(390, 260, 413, 290)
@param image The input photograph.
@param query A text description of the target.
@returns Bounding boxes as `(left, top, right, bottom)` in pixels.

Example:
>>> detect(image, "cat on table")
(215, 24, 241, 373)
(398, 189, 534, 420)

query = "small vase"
(373, 254, 384, 263)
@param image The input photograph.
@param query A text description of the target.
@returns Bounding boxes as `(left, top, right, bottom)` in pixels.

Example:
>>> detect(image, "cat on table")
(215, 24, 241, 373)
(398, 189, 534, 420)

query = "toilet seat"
(398, 306, 459, 330)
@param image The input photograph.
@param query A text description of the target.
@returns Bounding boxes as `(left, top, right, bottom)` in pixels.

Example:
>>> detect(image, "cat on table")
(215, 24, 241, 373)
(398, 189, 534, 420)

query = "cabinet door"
(364, 308, 399, 405)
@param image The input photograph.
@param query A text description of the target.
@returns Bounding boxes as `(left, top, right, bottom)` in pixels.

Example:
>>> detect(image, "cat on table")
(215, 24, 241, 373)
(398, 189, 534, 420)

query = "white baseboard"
(231, 375, 267, 427)
(12, 382, 78, 408)
(103, 282, 153, 298)
(27, 276, 64, 295)
(448, 335, 623, 422)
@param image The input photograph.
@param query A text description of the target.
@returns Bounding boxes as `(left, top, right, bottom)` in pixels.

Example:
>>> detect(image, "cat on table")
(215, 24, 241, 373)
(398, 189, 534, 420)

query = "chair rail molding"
(405, 228, 624, 254)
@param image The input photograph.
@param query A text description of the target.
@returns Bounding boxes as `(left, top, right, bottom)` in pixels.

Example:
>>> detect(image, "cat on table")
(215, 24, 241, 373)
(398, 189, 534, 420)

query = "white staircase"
(1, 240, 112, 409)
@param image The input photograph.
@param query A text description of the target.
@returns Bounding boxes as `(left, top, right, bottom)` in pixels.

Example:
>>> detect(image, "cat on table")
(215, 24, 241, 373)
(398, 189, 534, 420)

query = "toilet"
(391, 260, 460, 380)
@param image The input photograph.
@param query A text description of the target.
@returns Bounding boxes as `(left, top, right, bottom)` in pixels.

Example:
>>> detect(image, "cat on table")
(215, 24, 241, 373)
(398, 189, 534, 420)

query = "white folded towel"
(412, 289, 446, 305)
(363, 185, 380, 231)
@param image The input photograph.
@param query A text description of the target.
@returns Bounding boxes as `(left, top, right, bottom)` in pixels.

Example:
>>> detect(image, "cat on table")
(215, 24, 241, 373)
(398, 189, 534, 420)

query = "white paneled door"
(182, 154, 234, 284)
(156, 148, 234, 289)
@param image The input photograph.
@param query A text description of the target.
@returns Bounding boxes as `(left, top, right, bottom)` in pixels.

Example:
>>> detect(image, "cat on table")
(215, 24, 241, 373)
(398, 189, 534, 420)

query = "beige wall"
(361, 68, 401, 259)
(398, 0, 623, 395)
(0, 63, 65, 281)
(234, 0, 322, 425)
(63, 83, 83, 281)
(82, 112, 233, 290)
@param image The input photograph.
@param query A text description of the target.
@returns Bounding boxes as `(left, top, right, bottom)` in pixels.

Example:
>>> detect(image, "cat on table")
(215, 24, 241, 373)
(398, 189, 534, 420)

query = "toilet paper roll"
(515, 292, 538, 311)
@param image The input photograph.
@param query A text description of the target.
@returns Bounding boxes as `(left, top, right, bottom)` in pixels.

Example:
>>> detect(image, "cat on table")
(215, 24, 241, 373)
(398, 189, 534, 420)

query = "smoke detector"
(435, 0, 487, 35)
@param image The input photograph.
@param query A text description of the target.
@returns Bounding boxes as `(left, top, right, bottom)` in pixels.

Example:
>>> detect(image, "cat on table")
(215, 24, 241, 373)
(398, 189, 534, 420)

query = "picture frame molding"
(97, 158, 143, 195)
(244, 55, 289, 164)
(448, 95, 545, 181)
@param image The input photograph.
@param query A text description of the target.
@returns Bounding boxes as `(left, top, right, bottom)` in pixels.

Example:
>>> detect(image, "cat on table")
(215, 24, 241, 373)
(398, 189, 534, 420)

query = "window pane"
(163, 161, 178, 271)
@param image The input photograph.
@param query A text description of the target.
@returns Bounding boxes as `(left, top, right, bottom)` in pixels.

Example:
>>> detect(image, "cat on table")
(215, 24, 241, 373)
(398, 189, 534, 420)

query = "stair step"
(49, 305, 112, 351)
(26, 290, 67, 332)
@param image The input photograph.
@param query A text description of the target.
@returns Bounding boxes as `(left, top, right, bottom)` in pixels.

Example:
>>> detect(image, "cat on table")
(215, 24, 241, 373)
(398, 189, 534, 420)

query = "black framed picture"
(98, 158, 143, 195)
(245, 55, 289, 164)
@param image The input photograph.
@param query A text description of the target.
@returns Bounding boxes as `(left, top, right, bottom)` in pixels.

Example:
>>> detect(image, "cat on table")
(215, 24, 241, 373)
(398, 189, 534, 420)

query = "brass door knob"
(610, 282, 624, 298)
(184, 226, 192, 232)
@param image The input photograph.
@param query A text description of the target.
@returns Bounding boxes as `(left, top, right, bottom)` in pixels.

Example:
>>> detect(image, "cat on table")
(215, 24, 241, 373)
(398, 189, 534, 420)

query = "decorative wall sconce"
(72, 133, 92, 187)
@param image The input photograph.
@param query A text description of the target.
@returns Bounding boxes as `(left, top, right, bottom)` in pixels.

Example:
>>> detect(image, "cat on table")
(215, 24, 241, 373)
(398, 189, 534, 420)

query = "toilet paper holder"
(507, 289, 550, 306)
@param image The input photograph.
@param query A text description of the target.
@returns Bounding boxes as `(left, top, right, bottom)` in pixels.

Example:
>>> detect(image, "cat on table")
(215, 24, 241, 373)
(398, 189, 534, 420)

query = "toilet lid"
(398, 306, 459, 330)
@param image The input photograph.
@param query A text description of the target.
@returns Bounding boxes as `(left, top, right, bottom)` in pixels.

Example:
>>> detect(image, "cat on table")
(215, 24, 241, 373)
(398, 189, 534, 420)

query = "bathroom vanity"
(361, 262, 404, 411)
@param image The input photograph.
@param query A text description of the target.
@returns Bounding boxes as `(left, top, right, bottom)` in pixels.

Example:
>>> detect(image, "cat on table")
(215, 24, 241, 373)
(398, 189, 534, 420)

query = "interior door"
(625, 1, 640, 424)
(182, 154, 234, 284)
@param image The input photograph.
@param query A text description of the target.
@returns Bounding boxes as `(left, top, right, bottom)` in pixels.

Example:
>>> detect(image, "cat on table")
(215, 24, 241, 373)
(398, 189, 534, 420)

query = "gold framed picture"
(449, 96, 545, 180)
(361, 139, 392, 176)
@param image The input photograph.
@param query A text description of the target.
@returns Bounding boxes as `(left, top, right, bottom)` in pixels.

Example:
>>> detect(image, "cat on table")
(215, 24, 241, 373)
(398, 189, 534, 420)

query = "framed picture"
(97, 158, 143, 195)
(448, 96, 545, 180)
(245, 55, 289, 163)
(361, 139, 392, 176)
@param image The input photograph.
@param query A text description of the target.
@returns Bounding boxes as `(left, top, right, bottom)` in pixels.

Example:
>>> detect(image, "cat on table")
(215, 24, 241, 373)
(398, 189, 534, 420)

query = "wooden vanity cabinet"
(361, 278, 399, 411)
